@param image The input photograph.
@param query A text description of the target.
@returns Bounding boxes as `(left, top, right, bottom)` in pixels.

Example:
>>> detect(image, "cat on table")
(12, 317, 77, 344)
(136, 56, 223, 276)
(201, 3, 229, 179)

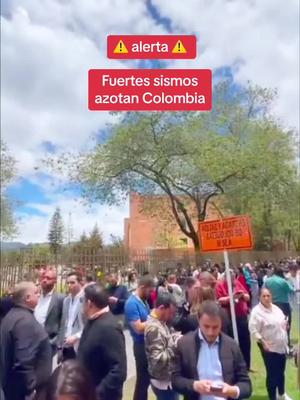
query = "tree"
(75, 225, 103, 251)
(48, 207, 64, 261)
(88, 224, 103, 249)
(0, 141, 18, 239)
(138, 195, 190, 248)
(222, 122, 299, 250)
(47, 81, 298, 255)
(79, 231, 88, 243)
(109, 234, 124, 248)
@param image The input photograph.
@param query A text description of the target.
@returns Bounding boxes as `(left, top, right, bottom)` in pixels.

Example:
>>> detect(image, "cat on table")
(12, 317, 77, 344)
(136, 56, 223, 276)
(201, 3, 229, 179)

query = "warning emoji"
(172, 40, 187, 54)
(107, 35, 196, 59)
(113, 40, 128, 54)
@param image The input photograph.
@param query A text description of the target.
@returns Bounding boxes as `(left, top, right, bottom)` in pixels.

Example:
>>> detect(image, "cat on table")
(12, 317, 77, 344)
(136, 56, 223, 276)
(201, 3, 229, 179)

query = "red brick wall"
(124, 192, 220, 250)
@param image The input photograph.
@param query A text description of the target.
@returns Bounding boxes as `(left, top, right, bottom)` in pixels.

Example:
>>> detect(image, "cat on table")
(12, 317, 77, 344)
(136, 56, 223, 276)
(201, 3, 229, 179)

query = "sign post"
(199, 215, 253, 344)
(223, 249, 239, 343)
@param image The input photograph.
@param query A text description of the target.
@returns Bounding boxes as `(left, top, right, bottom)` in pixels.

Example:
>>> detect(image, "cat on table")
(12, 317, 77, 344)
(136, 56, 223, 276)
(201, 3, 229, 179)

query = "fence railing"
(0, 247, 299, 293)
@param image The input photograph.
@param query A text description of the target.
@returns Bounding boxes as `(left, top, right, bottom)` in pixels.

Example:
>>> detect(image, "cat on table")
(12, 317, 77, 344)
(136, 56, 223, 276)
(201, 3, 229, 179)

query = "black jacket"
(173, 303, 233, 337)
(106, 284, 129, 315)
(0, 306, 52, 400)
(0, 296, 14, 323)
(172, 330, 252, 400)
(172, 302, 191, 334)
(78, 311, 127, 400)
(43, 292, 65, 349)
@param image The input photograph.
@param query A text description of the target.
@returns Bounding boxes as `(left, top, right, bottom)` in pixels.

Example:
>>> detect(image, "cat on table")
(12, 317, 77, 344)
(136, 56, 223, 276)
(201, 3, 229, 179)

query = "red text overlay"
(88, 69, 212, 111)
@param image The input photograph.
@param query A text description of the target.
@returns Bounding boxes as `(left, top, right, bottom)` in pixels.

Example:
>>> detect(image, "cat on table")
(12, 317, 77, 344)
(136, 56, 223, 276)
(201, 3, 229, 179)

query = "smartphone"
(210, 382, 224, 392)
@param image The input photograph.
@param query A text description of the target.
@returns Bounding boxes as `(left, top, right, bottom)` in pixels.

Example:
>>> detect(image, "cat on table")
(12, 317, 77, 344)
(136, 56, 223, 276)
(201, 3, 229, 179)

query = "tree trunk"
(54, 251, 58, 268)
(287, 229, 291, 251)
(292, 234, 300, 252)
(191, 231, 202, 266)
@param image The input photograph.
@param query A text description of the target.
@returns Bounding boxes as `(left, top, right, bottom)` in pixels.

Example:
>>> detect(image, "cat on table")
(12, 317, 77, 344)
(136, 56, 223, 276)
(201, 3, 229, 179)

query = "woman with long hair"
(185, 286, 232, 336)
(127, 270, 138, 293)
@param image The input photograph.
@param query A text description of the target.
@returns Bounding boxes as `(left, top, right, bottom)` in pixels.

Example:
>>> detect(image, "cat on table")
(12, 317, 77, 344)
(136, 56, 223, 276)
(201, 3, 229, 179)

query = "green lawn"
(250, 341, 298, 400)
(123, 315, 299, 400)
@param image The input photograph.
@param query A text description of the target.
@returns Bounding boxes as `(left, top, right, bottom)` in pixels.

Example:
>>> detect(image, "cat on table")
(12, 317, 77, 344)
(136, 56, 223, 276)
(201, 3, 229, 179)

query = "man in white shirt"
(34, 268, 64, 355)
(57, 271, 85, 361)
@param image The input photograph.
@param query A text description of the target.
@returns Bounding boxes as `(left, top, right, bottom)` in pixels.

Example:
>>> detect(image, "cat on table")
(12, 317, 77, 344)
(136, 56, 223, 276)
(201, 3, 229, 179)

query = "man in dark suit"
(0, 281, 52, 400)
(78, 283, 127, 400)
(106, 272, 129, 327)
(34, 268, 65, 355)
(172, 300, 252, 400)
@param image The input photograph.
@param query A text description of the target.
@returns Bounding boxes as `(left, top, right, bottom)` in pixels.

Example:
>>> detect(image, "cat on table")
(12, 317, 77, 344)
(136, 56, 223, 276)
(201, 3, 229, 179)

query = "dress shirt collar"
(70, 289, 83, 302)
(89, 306, 110, 320)
(40, 288, 54, 298)
(198, 328, 220, 345)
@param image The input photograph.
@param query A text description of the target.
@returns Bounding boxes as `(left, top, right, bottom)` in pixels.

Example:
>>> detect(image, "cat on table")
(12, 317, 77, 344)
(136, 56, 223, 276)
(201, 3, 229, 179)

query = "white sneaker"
(278, 394, 294, 400)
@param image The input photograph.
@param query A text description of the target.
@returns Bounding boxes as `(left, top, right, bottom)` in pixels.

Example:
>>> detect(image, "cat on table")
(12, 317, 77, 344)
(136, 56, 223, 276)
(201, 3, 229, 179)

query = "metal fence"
(0, 247, 299, 293)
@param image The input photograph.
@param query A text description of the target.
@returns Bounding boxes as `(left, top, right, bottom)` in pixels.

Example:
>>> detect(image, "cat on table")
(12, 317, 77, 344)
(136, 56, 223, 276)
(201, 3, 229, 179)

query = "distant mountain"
(1, 242, 28, 252)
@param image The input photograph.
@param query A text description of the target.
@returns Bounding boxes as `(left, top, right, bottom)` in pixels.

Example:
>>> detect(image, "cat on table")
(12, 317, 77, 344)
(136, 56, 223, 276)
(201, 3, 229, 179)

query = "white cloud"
(152, 0, 299, 130)
(1, 1, 165, 177)
(16, 196, 128, 244)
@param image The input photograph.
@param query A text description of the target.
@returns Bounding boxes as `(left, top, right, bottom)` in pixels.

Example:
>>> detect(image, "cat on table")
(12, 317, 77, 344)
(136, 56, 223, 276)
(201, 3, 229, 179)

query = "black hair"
(85, 275, 94, 283)
(46, 360, 96, 400)
(67, 271, 82, 283)
(128, 271, 137, 282)
(197, 300, 222, 320)
(157, 276, 166, 287)
(84, 283, 108, 309)
(273, 265, 284, 278)
(156, 292, 177, 308)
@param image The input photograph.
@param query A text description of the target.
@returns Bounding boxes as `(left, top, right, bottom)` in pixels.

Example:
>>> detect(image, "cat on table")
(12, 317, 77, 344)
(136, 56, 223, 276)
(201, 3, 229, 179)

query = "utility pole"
(67, 212, 73, 246)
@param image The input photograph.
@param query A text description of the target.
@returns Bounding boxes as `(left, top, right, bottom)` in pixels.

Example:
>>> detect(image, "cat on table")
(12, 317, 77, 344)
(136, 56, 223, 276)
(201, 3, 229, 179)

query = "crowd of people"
(0, 258, 299, 400)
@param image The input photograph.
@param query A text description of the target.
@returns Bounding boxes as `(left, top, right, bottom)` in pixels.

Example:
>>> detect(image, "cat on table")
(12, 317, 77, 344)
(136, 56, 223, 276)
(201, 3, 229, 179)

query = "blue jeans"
(152, 385, 179, 400)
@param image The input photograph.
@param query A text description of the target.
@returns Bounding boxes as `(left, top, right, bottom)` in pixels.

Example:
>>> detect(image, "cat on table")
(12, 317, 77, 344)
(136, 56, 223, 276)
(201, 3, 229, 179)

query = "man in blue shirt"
(172, 300, 252, 400)
(124, 275, 154, 400)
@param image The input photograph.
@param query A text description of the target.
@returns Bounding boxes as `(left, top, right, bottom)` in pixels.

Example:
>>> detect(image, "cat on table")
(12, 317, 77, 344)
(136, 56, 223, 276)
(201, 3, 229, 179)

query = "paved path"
(124, 329, 136, 379)
(53, 330, 136, 381)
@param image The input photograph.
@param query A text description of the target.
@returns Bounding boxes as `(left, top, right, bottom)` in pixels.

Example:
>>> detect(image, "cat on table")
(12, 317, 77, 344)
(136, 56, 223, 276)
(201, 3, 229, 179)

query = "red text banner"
(88, 69, 212, 111)
(107, 35, 197, 59)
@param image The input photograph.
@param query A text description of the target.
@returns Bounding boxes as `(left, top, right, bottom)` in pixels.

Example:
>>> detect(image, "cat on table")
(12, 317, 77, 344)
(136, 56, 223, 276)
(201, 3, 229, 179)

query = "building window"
(179, 238, 188, 246)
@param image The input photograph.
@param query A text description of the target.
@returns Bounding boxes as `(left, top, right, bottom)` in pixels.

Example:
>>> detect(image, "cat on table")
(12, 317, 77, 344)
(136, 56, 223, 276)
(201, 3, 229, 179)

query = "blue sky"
(1, 0, 299, 243)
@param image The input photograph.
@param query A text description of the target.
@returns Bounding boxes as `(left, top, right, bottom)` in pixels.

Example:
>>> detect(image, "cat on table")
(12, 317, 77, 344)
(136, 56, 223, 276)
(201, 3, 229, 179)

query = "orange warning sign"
(199, 215, 253, 252)
(113, 40, 128, 54)
(172, 40, 187, 53)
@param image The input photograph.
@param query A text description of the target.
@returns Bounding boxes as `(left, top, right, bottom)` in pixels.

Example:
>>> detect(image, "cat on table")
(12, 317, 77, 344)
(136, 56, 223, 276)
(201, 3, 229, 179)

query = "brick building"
(124, 192, 220, 250)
